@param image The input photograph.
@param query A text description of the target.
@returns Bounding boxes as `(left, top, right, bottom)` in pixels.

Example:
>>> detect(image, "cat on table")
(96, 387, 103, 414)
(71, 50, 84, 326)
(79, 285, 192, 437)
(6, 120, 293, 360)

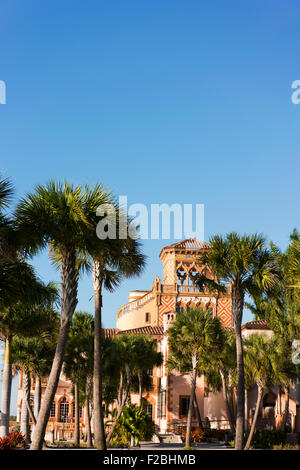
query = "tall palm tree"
(15, 181, 113, 450)
(205, 328, 237, 435)
(81, 193, 146, 450)
(243, 334, 276, 450)
(0, 280, 58, 438)
(167, 307, 223, 447)
(129, 335, 162, 408)
(197, 233, 280, 449)
(105, 334, 143, 444)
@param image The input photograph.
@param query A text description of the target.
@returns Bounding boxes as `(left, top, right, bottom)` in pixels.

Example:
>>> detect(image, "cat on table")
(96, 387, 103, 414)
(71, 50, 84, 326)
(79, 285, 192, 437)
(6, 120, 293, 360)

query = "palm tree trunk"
(232, 290, 245, 450)
(0, 336, 12, 437)
(185, 354, 198, 447)
(85, 378, 92, 448)
(193, 395, 203, 430)
(281, 386, 290, 431)
(244, 385, 263, 450)
(21, 370, 31, 441)
(106, 367, 132, 444)
(30, 249, 78, 450)
(74, 381, 80, 446)
(93, 259, 106, 450)
(220, 369, 235, 435)
(33, 376, 41, 421)
(138, 372, 143, 408)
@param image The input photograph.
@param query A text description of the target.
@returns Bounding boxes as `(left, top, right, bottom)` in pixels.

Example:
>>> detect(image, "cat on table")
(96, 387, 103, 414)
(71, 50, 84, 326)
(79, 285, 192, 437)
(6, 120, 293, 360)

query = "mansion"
(17, 239, 300, 440)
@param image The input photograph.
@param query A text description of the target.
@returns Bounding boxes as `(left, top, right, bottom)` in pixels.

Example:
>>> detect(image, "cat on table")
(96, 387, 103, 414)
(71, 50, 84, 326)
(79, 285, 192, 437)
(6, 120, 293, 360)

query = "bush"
(0, 431, 26, 450)
(273, 443, 300, 450)
(114, 405, 155, 446)
(248, 430, 286, 449)
(11, 424, 20, 433)
(181, 427, 206, 443)
(109, 437, 128, 448)
(206, 429, 227, 441)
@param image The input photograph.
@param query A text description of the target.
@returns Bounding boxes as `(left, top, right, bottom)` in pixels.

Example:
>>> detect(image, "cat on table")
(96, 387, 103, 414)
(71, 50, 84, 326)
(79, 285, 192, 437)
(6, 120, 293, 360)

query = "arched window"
(59, 397, 69, 422)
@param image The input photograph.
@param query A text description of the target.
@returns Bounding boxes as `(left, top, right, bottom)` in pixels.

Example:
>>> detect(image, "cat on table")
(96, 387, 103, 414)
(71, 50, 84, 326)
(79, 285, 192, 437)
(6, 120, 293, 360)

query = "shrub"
(109, 437, 128, 448)
(206, 429, 226, 441)
(181, 427, 206, 443)
(0, 431, 26, 450)
(114, 405, 155, 446)
(273, 443, 300, 450)
(11, 424, 21, 433)
(248, 430, 286, 449)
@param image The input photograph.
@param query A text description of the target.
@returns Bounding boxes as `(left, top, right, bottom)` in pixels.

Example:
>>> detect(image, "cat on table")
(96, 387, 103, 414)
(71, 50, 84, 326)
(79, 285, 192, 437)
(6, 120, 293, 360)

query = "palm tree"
(167, 307, 223, 447)
(81, 194, 146, 450)
(0, 280, 58, 438)
(105, 334, 144, 444)
(130, 336, 162, 408)
(205, 328, 237, 435)
(12, 335, 57, 441)
(16, 181, 115, 450)
(243, 334, 276, 450)
(197, 233, 280, 449)
(15, 181, 113, 449)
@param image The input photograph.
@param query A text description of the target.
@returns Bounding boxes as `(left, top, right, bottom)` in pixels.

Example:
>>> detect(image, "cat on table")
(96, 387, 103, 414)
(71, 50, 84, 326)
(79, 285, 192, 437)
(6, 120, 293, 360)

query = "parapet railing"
(117, 291, 154, 317)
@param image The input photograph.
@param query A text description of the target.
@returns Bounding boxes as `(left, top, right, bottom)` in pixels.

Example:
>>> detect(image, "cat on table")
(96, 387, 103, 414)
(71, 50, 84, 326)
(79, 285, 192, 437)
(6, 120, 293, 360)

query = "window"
(144, 403, 153, 418)
(147, 368, 153, 376)
(145, 312, 150, 323)
(157, 389, 166, 418)
(50, 401, 56, 418)
(59, 397, 70, 423)
(179, 396, 196, 418)
(180, 396, 190, 417)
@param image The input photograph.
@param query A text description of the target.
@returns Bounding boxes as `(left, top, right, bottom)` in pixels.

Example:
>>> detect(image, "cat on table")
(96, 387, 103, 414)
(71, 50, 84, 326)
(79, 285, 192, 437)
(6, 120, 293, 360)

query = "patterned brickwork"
(159, 296, 176, 325)
(217, 298, 232, 327)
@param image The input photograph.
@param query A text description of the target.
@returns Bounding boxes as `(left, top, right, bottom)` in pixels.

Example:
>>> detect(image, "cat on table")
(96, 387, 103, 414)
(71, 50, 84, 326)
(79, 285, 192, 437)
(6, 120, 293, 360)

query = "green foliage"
(247, 429, 286, 449)
(167, 307, 224, 374)
(108, 437, 128, 448)
(273, 443, 300, 450)
(114, 405, 155, 445)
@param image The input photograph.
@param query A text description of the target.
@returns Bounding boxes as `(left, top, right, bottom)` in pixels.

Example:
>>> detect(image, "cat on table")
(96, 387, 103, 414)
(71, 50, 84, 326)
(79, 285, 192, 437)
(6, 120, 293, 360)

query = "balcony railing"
(178, 285, 202, 293)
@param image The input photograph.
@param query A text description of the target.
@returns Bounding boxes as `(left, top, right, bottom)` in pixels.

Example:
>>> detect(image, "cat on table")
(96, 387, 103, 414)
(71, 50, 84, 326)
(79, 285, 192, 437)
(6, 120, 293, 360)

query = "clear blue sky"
(1, 0, 300, 411)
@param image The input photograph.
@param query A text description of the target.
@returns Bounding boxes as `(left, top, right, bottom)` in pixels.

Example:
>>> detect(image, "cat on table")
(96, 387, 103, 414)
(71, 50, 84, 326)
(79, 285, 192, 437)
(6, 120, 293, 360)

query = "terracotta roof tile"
(162, 238, 210, 251)
(241, 320, 269, 330)
(103, 326, 164, 337)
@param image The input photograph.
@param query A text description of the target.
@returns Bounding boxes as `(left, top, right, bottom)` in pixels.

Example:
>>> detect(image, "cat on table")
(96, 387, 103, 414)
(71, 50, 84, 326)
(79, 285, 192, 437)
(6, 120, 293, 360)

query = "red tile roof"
(241, 320, 269, 330)
(162, 238, 210, 251)
(104, 326, 164, 337)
